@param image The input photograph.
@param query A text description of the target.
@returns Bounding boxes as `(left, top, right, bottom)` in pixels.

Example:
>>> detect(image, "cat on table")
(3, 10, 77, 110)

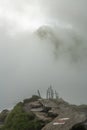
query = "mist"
(0, 0, 87, 110)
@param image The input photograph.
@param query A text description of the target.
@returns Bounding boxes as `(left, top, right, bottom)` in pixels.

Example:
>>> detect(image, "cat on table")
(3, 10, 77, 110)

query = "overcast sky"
(0, 0, 87, 110)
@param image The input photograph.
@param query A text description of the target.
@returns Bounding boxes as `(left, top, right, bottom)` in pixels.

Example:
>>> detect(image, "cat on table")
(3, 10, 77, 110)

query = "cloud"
(1, 0, 86, 36)
(35, 25, 87, 64)
(0, 0, 87, 110)
(0, 0, 47, 35)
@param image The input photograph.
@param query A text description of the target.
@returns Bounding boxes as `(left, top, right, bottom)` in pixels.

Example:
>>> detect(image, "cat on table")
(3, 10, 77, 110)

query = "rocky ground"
(0, 96, 87, 130)
(23, 97, 87, 130)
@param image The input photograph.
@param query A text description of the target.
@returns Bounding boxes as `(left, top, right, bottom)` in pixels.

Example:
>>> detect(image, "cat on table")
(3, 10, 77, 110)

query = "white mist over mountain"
(0, 0, 87, 110)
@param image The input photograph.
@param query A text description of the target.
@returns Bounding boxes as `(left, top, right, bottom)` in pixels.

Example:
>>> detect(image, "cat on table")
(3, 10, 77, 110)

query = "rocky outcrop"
(41, 99, 87, 130)
(23, 99, 58, 122)
(42, 108, 86, 130)
(70, 119, 87, 130)
(0, 109, 9, 123)
(1, 96, 87, 130)
(23, 97, 87, 130)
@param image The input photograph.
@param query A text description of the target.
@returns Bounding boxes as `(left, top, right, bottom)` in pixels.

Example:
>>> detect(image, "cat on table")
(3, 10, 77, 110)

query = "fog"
(0, 0, 87, 110)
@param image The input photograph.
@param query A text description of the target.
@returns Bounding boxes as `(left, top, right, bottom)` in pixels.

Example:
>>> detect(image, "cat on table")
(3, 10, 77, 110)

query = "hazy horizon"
(0, 0, 87, 111)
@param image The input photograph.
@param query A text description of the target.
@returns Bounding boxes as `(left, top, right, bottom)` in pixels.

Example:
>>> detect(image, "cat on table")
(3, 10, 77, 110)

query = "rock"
(0, 109, 9, 123)
(42, 107, 87, 130)
(1, 95, 87, 130)
(23, 101, 43, 112)
(42, 106, 51, 113)
(48, 110, 58, 118)
(70, 119, 87, 130)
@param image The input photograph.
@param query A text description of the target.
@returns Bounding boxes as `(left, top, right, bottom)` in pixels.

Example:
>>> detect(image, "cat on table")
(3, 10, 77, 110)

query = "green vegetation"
(1, 101, 44, 130)
(23, 95, 40, 104)
(0, 109, 9, 123)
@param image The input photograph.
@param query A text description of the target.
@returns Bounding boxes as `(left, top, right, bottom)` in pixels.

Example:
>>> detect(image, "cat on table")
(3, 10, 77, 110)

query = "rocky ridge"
(0, 95, 87, 130)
